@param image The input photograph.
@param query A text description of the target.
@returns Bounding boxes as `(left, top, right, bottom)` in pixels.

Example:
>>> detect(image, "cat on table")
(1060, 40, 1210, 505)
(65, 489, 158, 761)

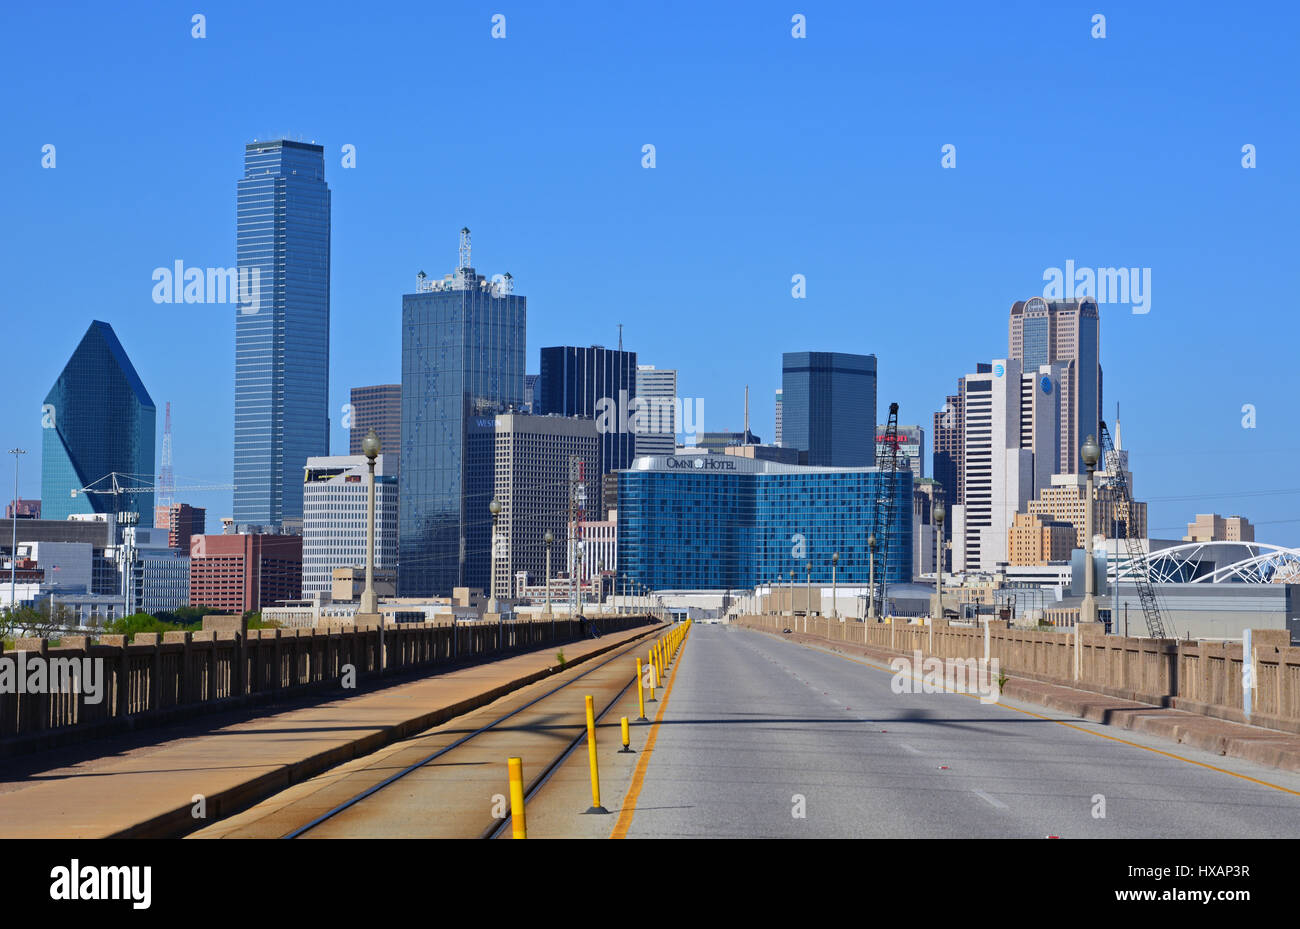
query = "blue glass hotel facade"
(233, 140, 331, 528)
(42, 321, 156, 522)
(618, 453, 911, 591)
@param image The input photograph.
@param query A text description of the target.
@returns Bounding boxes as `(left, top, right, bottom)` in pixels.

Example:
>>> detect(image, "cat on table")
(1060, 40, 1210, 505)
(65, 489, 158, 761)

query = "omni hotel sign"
(665, 456, 738, 471)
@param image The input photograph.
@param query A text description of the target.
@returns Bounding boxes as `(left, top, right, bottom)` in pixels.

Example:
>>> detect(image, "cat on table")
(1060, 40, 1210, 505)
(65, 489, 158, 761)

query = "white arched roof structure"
(1116, 541, 1300, 585)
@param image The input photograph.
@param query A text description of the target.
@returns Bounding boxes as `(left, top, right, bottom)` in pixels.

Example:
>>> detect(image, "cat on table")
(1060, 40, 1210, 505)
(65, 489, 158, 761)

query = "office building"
(536, 345, 638, 479)
(234, 139, 331, 530)
(1026, 473, 1148, 548)
(695, 430, 762, 452)
(302, 455, 398, 596)
(781, 352, 877, 466)
(1008, 513, 1077, 566)
(189, 532, 302, 612)
(774, 388, 783, 447)
(618, 453, 911, 590)
(1008, 296, 1101, 473)
(154, 503, 206, 552)
(933, 373, 977, 514)
(400, 229, 525, 596)
(876, 424, 925, 480)
(349, 385, 401, 474)
(634, 365, 678, 457)
(524, 374, 540, 413)
(1, 518, 119, 596)
(117, 526, 190, 614)
(41, 321, 156, 523)
(490, 413, 599, 599)
(1184, 513, 1255, 543)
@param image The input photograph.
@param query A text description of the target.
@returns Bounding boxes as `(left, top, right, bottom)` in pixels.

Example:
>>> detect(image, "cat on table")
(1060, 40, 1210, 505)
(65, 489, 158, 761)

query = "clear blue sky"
(3, 0, 1297, 542)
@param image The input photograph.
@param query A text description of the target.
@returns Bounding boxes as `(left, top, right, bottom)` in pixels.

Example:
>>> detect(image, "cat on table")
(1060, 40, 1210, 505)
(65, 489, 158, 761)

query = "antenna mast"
(459, 226, 471, 269)
(159, 402, 174, 511)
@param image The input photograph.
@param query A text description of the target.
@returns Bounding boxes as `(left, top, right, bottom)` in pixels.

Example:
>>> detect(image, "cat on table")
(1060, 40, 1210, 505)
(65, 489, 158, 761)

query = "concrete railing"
(0, 614, 655, 755)
(735, 614, 1300, 734)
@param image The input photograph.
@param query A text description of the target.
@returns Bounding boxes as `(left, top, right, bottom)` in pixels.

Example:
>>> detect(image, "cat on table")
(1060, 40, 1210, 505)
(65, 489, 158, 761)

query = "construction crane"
(871, 403, 902, 619)
(1097, 422, 1168, 638)
(70, 472, 236, 519)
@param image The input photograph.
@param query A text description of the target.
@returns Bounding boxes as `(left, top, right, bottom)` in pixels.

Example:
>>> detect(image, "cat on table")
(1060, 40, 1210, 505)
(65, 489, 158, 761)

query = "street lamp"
(8, 448, 26, 615)
(488, 497, 502, 614)
(788, 568, 795, 618)
(867, 535, 878, 620)
(805, 560, 812, 617)
(543, 530, 554, 616)
(831, 552, 839, 620)
(359, 430, 380, 615)
(933, 500, 945, 652)
(1078, 434, 1101, 679)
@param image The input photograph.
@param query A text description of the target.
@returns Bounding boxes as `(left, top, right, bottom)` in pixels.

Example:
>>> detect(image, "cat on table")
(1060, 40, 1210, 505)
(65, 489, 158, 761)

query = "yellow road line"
(778, 632, 1300, 799)
(610, 632, 686, 838)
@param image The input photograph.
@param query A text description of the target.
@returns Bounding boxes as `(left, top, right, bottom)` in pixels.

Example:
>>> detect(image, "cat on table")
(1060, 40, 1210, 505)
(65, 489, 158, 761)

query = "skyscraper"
(42, 321, 156, 522)
(400, 229, 525, 597)
(234, 139, 331, 530)
(774, 388, 783, 447)
(302, 455, 397, 595)
(634, 365, 678, 458)
(1008, 297, 1101, 473)
(349, 385, 401, 474)
(536, 345, 638, 478)
(780, 351, 877, 467)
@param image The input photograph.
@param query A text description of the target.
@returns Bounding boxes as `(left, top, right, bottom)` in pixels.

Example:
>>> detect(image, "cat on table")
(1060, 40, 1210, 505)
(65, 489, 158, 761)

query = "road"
(616, 624, 1300, 838)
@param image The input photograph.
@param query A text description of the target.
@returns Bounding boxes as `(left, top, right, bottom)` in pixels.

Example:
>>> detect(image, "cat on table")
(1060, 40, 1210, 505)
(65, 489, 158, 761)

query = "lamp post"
(1078, 434, 1101, 679)
(543, 530, 554, 616)
(831, 552, 839, 620)
(867, 535, 878, 620)
(932, 501, 945, 622)
(787, 569, 795, 618)
(8, 448, 26, 614)
(488, 498, 502, 615)
(360, 430, 380, 615)
(805, 560, 812, 617)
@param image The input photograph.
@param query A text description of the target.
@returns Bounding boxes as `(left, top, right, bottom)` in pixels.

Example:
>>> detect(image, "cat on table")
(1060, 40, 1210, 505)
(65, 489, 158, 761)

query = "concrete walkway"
(0, 623, 659, 838)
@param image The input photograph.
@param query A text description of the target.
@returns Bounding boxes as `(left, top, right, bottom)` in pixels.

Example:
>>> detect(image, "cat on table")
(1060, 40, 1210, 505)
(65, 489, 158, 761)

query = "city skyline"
(4, 3, 1297, 546)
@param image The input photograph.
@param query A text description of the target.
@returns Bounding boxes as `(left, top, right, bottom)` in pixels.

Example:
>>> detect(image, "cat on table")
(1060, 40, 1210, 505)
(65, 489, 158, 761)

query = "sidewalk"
(0, 623, 660, 838)
(754, 624, 1300, 776)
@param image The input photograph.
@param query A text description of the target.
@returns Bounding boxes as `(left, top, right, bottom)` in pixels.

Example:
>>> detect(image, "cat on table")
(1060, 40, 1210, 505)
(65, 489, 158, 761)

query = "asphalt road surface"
(619, 624, 1300, 838)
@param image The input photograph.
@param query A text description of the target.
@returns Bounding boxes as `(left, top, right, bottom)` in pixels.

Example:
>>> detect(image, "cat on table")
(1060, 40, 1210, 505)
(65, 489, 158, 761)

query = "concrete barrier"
(0, 614, 655, 756)
(735, 615, 1300, 735)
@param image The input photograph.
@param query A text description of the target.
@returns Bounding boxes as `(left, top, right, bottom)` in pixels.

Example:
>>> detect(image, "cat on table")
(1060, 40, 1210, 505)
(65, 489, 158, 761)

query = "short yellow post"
(647, 650, 657, 701)
(619, 716, 634, 753)
(584, 695, 609, 813)
(636, 658, 647, 719)
(507, 756, 527, 839)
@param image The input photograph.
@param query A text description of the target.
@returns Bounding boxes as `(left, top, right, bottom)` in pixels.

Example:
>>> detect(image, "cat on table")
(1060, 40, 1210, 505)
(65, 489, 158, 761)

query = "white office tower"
(302, 455, 398, 596)
(634, 365, 679, 457)
(117, 527, 190, 614)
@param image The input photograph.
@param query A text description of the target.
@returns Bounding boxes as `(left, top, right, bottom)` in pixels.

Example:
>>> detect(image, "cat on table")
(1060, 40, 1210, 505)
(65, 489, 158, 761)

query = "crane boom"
(1098, 422, 1168, 638)
(872, 403, 901, 618)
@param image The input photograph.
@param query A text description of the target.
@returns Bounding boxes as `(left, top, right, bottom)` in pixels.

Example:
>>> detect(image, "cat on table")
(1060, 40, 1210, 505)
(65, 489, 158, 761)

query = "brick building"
(189, 533, 302, 612)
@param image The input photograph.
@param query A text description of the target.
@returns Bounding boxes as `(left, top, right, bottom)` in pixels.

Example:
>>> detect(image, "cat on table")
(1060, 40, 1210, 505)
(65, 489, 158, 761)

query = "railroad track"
(196, 625, 671, 839)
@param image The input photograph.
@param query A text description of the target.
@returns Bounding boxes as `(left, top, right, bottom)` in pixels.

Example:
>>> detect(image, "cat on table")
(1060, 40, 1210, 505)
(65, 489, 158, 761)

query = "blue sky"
(2, 0, 1297, 542)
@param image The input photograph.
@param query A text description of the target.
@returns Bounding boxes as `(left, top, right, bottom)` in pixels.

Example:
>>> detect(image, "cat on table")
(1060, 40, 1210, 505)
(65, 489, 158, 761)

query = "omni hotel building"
(617, 452, 912, 590)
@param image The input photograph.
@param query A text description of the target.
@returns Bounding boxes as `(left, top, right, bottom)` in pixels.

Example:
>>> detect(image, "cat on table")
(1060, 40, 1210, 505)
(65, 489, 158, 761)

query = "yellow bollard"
(647, 651, 657, 701)
(584, 695, 609, 814)
(619, 716, 634, 753)
(507, 756, 527, 839)
(636, 658, 647, 720)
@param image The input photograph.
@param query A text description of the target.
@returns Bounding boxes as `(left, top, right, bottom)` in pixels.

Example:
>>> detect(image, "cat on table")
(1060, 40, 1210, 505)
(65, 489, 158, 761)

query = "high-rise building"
(774, 388, 783, 447)
(154, 503, 207, 552)
(117, 526, 190, 614)
(780, 352, 877, 467)
(536, 345, 638, 479)
(42, 321, 156, 523)
(349, 385, 401, 474)
(1008, 297, 1101, 473)
(876, 425, 925, 480)
(302, 455, 397, 596)
(696, 431, 762, 452)
(524, 374, 540, 413)
(189, 532, 302, 612)
(634, 365, 678, 458)
(1008, 513, 1077, 566)
(234, 139, 331, 530)
(1026, 473, 1148, 548)
(1184, 514, 1254, 543)
(489, 414, 599, 598)
(399, 229, 525, 597)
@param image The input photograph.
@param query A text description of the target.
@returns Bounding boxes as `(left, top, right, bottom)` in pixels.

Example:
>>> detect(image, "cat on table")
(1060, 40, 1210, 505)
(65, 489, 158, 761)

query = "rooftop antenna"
(159, 402, 174, 511)
(459, 227, 471, 269)
(1115, 402, 1122, 450)
(744, 385, 750, 439)
(618, 324, 623, 353)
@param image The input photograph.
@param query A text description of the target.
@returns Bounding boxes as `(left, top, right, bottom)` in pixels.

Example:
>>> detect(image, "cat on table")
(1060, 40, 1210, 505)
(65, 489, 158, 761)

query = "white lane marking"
(973, 790, 1008, 810)
(899, 743, 922, 755)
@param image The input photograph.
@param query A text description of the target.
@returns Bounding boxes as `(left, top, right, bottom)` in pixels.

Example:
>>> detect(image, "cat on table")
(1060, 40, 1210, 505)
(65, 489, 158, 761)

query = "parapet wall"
(734, 615, 1300, 734)
(0, 614, 655, 755)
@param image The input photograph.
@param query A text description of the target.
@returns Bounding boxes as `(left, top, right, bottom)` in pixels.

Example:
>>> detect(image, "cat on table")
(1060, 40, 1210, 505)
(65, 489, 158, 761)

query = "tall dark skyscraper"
(536, 345, 638, 479)
(233, 139, 331, 529)
(780, 351, 877, 467)
(349, 384, 401, 474)
(399, 229, 525, 597)
(42, 321, 156, 522)
(1008, 296, 1101, 473)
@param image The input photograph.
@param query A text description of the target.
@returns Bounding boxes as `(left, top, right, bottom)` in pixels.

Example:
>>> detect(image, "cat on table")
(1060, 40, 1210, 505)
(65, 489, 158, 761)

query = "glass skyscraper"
(781, 352, 877, 467)
(234, 139, 331, 529)
(618, 454, 911, 590)
(42, 321, 156, 522)
(399, 234, 525, 597)
(537, 345, 638, 479)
